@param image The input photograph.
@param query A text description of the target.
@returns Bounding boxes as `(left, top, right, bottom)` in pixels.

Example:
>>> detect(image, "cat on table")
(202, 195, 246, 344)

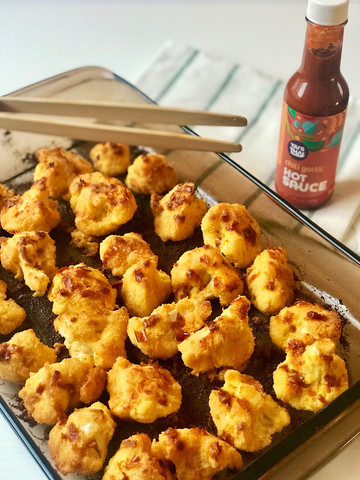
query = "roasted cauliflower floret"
(48, 263, 117, 315)
(103, 433, 174, 480)
(54, 307, 129, 370)
(34, 147, 93, 200)
(273, 338, 348, 412)
(0, 231, 57, 296)
(178, 296, 254, 375)
(128, 297, 212, 360)
(120, 258, 172, 317)
(245, 247, 294, 315)
(107, 357, 182, 423)
(69, 171, 137, 236)
(0, 329, 56, 383)
(19, 355, 106, 425)
(152, 427, 242, 480)
(100, 232, 158, 277)
(151, 182, 207, 242)
(125, 153, 178, 195)
(90, 142, 130, 177)
(1, 178, 60, 234)
(201, 203, 262, 269)
(209, 370, 290, 452)
(70, 228, 101, 256)
(0, 279, 26, 334)
(270, 301, 342, 351)
(171, 245, 244, 307)
(0, 183, 15, 211)
(49, 402, 116, 475)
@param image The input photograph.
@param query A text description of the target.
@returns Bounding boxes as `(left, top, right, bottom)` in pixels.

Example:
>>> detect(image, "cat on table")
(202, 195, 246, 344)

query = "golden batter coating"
(48, 263, 117, 315)
(103, 433, 174, 480)
(69, 171, 137, 236)
(0, 183, 15, 211)
(0, 329, 56, 383)
(270, 301, 342, 351)
(0, 178, 60, 234)
(120, 258, 172, 317)
(54, 307, 128, 370)
(49, 402, 116, 475)
(34, 147, 93, 200)
(107, 357, 182, 423)
(178, 296, 254, 376)
(125, 153, 178, 194)
(273, 338, 348, 412)
(151, 182, 207, 242)
(209, 370, 290, 452)
(245, 247, 294, 315)
(0, 231, 57, 296)
(19, 355, 106, 425)
(171, 245, 244, 307)
(70, 228, 101, 256)
(201, 203, 262, 269)
(100, 232, 158, 277)
(152, 427, 243, 480)
(0, 279, 26, 334)
(90, 142, 130, 177)
(127, 297, 212, 359)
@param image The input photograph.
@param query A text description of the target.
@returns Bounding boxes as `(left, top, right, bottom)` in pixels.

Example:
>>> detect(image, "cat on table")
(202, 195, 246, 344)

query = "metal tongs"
(0, 96, 246, 152)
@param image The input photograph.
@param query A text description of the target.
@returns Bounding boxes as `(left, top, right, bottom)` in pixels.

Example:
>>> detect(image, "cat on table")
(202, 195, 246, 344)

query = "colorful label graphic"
(275, 101, 346, 207)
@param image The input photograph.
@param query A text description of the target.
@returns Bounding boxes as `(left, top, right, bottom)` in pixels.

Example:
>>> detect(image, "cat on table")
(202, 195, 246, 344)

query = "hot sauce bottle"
(275, 0, 349, 208)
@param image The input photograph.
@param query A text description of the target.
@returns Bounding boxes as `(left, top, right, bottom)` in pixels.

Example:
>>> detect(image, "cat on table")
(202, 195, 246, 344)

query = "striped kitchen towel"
(135, 40, 360, 257)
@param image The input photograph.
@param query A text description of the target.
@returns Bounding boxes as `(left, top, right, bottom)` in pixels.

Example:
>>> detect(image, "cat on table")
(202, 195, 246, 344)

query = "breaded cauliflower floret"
(70, 228, 101, 256)
(0, 231, 57, 296)
(69, 171, 137, 236)
(152, 427, 242, 480)
(1, 178, 60, 234)
(273, 338, 348, 412)
(120, 258, 172, 317)
(107, 357, 182, 423)
(19, 355, 106, 425)
(0, 279, 26, 334)
(270, 301, 342, 351)
(128, 297, 212, 359)
(54, 307, 128, 370)
(49, 402, 116, 475)
(48, 263, 117, 315)
(90, 142, 130, 177)
(245, 247, 294, 315)
(103, 433, 174, 480)
(171, 245, 244, 307)
(100, 232, 158, 277)
(151, 182, 207, 242)
(0, 183, 15, 211)
(34, 147, 93, 200)
(0, 329, 56, 383)
(125, 153, 178, 195)
(209, 370, 290, 452)
(178, 296, 254, 375)
(201, 203, 262, 269)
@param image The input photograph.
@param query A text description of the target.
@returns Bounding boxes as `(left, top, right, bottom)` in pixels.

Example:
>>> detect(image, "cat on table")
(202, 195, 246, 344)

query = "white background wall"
(1, 0, 360, 96)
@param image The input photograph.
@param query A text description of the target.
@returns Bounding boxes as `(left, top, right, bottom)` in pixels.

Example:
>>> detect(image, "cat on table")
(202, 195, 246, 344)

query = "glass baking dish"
(0, 66, 360, 480)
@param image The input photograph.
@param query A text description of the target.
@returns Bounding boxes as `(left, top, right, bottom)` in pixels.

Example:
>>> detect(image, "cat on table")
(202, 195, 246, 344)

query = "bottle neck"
(299, 20, 345, 80)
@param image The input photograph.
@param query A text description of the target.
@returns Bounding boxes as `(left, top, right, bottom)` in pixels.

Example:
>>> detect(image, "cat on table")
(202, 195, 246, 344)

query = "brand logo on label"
(288, 140, 308, 160)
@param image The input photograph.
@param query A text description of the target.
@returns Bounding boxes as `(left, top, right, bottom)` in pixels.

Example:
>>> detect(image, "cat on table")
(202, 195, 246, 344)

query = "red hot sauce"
(275, 0, 349, 208)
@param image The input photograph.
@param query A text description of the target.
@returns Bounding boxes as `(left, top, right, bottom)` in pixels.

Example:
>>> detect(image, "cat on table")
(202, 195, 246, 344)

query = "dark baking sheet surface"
(0, 142, 358, 480)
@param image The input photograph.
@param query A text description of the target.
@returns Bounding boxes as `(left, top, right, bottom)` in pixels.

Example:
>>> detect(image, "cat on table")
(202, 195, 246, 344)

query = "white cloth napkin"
(135, 40, 360, 256)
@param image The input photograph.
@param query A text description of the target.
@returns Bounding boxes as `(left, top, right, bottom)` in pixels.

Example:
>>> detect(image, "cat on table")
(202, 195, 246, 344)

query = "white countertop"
(1, 1, 360, 479)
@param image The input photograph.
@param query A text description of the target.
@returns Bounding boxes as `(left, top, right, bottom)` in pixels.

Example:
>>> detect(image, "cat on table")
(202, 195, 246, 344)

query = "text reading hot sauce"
(275, 0, 349, 208)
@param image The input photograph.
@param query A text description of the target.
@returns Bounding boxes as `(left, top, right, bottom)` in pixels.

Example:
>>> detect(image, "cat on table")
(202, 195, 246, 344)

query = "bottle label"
(275, 101, 346, 207)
